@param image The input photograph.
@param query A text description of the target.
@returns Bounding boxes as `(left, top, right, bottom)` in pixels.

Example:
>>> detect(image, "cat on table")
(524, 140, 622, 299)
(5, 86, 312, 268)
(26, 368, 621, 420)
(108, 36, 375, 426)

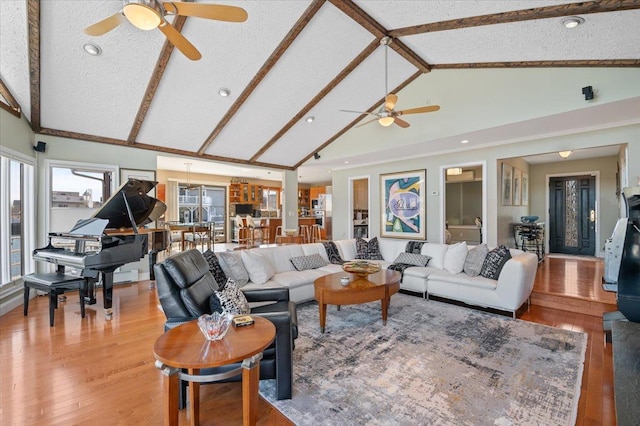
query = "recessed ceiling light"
(306, 116, 315, 123)
(562, 16, 584, 29)
(83, 43, 102, 56)
(218, 88, 230, 97)
(461, 140, 469, 144)
(344, 161, 349, 164)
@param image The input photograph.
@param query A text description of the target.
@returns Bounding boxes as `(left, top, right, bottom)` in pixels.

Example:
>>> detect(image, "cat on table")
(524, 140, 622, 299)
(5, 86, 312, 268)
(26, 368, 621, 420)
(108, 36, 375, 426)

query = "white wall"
(0, 109, 34, 156)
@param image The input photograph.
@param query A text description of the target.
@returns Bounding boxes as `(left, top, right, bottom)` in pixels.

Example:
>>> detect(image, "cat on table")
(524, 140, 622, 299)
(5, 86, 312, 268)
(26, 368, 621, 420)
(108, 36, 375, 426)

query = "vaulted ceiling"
(1, 0, 639, 183)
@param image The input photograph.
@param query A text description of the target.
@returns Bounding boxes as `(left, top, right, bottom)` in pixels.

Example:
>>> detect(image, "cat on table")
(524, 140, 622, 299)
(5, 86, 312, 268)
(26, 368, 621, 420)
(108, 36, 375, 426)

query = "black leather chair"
(154, 249, 298, 403)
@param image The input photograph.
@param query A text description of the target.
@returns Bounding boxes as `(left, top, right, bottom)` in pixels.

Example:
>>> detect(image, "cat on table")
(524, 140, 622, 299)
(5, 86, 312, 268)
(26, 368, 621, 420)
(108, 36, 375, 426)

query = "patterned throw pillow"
(202, 249, 227, 286)
(463, 244, 489, 277)
(355, 237, 384, 260)
(209, 278, 250, 315)
(393, 252, 431, 267)
(479, 245, 512, 280)
(290, 253, 329, 271)
(323, 241, 344, 265)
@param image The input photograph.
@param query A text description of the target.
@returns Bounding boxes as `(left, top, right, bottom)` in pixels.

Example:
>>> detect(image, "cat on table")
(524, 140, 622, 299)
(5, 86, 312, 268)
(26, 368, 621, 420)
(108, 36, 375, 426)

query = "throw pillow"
(480, 245, 512, 280)
(444, 241, 468, 274)
(202, 249, 227, 286)
(323, 241, 344, 265)
(240, 250, 275, 285)
(393, 252, 431, 267)
(405, 240, 426, 254)
(209, 278, 250, 315)
(179, 272, 219, 316)
(290, 253, 329, 271)
(216, 251, 249, 286)
(463, 244, 489, 277)
(355, 237, 384, 260)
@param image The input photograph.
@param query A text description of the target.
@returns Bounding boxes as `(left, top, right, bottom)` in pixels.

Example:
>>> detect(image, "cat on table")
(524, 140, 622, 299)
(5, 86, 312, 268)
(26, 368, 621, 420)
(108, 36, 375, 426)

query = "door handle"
(590, 209, 595, 222)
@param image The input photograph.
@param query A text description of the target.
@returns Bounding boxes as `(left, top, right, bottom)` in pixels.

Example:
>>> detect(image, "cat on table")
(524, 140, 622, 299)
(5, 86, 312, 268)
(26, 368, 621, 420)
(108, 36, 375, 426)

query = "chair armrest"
(242, 287, 290, 303)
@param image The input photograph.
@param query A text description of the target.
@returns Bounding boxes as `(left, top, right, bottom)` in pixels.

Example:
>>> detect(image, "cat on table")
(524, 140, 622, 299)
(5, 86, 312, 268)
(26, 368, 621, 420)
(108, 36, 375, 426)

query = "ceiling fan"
(341, 37, 440, 128)
(83, 0, 248, 61)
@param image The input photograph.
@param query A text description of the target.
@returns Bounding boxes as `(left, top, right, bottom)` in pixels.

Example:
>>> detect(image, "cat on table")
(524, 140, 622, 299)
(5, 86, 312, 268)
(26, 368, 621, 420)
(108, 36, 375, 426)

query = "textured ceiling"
(1, 0, 639, 184)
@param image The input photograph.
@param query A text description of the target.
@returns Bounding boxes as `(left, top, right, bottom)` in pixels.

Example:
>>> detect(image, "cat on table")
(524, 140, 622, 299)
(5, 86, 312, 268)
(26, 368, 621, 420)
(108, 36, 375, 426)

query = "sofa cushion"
(252, 246, 303, 273)
(272, 270, 326, 289)
(429, 271, 498, 290)
(464, 244, 489, 277)
(290, 253, 329, 271)
(443, 242, 468, 274)
(216, 251, 249, 286)
(421, 243, 449, 269)
(210, 278, 250, 315)
(480, 245, 512, 280)
(393, 252, 431, 267)
(335, 239, 357, 261)
(403, 266, 446, 279)
(202, 249, 227, 285)
(179, 272, 219, 316)
(355, 237, 384, 260)
(241, 250, 275, 284)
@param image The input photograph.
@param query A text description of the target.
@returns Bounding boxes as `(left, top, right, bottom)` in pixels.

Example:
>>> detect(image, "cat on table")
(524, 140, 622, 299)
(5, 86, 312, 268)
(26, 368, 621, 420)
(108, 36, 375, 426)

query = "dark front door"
(549, 175, 596, 255)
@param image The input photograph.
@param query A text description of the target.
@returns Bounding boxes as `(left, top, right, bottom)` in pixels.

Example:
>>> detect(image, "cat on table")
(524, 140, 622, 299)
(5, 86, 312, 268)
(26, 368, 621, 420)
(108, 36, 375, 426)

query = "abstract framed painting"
(513, 168, 522, 206)
(501, 163, 513, 206)
(380, 169, 426, 239)
(521, 172, 529, 206)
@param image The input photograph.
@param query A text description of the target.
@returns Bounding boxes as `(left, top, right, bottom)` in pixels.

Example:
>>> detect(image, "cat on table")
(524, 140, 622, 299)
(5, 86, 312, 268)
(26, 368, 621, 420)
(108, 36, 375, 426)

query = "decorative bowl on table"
(197, 312, 233, 341)
(342, 261, 381, 277)
(520, 216, 539, 224)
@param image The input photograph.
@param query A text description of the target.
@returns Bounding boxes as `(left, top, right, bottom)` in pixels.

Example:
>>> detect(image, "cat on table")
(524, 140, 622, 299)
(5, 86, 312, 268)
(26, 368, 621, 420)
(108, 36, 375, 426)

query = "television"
(235, 204, 253, 215)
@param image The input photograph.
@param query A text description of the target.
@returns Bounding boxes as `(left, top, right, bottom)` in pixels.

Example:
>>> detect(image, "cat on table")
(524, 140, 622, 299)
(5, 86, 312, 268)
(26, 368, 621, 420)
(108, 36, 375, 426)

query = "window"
(261, 187, 279, 211)
(1, 149, 35, 285)
(50, 166, 112, 208)
(178, 185, 226, 225)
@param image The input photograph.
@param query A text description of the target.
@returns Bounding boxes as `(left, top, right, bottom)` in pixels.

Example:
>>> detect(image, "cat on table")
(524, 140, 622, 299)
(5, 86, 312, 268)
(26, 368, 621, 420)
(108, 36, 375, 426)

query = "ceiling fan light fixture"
(559, 150, 572, 159)
(123, 2, 163, 30)
(562, 16, 584, 29)
(378, 116, 394, 127)
(446, 167, 463, 176)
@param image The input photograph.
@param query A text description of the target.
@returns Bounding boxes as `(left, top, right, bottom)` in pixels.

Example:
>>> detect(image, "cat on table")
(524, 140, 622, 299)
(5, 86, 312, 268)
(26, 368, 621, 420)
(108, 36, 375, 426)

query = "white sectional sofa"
(229, 237, 538, 318)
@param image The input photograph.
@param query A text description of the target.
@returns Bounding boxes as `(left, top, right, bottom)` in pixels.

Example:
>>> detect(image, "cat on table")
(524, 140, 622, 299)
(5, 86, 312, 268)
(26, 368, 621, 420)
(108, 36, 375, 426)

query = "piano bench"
(23, 273, 87, 327)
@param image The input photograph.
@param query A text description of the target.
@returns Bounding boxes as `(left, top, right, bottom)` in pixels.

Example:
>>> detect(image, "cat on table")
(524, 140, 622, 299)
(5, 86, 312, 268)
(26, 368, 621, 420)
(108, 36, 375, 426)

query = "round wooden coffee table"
(314, 270, 401, 333)
(153, 316, 275, 426)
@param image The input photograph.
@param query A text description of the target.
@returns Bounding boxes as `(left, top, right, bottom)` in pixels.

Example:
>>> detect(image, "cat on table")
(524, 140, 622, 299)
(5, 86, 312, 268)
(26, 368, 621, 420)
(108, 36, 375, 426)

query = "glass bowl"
(342, 261, 381, 277)
(197, 312, 233, 341)
(520, 215, 539, 224)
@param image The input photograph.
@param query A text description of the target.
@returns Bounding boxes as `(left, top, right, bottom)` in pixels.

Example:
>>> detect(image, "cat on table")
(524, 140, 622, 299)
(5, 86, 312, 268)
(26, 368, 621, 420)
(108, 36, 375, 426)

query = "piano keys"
(33, 179, 166, 319)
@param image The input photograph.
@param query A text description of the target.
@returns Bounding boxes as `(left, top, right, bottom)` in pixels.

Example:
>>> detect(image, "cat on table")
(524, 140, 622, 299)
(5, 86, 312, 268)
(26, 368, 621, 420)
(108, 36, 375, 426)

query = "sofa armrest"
(242, 287, 290, 303)
(495, 252, 538, 310)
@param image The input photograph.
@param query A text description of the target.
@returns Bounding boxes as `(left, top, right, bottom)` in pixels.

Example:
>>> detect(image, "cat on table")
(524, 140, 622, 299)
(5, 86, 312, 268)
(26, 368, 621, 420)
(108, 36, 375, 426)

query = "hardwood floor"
(1, 256, 614, 425)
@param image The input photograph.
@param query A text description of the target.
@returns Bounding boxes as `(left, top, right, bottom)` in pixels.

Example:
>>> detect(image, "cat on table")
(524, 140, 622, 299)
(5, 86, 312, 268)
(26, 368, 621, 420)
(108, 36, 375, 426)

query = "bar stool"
(274, 226, 285, 244)
(310, 224, 323, 243)
(235, 215, 251, 246)
(298, 225, 310, 244)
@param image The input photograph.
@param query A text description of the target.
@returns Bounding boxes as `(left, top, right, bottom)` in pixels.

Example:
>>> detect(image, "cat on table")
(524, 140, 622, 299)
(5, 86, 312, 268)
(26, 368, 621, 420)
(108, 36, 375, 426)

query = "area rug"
(259, 293, 587, 425)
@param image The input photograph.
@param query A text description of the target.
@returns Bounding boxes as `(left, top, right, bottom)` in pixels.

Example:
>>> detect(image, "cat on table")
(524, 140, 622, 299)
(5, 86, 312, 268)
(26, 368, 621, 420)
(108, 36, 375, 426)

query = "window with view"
(178, 185, 226, 225)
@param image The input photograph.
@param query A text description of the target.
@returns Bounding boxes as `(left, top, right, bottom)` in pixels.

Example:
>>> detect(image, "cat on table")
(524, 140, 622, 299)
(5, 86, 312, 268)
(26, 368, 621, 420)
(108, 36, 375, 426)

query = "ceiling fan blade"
(355, 117, 380, 128)
(163, 2, 248, 22)
(158, 21, 202, 60)
(394, 117, 410, 128)
(340, 109, 377, 116)
(398, 105, 441, 115)
(84, 12, 124, 36)
(384, 93, 398, 111)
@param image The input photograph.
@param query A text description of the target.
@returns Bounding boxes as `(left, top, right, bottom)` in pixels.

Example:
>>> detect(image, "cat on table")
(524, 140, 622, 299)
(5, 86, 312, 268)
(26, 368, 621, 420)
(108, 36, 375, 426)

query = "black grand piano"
(33, 179, 167, 319)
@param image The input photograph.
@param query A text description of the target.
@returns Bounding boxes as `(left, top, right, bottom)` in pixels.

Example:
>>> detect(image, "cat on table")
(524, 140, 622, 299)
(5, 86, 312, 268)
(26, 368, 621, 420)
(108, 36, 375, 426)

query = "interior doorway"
(350, 177, 369, 238)
(442, 163, 485, 245)
(549, 175, 596, 255)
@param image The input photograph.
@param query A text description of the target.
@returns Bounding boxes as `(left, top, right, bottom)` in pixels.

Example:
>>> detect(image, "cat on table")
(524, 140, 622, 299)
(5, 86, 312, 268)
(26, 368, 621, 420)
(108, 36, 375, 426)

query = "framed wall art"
(380, 169, 426, 239)
(513, 168, 522, 206)
(522, 172, 529, 206)
(501, 163, 513, 206)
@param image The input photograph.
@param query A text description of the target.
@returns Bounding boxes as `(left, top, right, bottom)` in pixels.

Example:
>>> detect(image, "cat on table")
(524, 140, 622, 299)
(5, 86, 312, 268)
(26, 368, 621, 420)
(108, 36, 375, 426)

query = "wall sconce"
(446, 167, 463, 176)
(558, 151, 572, 159)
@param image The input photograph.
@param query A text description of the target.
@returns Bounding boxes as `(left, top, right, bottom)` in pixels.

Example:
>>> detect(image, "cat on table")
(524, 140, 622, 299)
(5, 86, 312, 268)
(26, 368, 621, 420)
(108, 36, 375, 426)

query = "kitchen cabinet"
(310, 186, 325, 201)
(229, 183, 263, 204)
(298, 188, 310, 209)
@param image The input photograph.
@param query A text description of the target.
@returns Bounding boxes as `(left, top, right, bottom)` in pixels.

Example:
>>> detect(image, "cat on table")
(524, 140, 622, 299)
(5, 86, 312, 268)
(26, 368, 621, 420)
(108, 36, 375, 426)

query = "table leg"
(188, 368, 200, 426)
(242, 355, 262, 426)
(319, 301, 327, 333)
(163, 372, 179, 426)
(381, 297, 390, 326)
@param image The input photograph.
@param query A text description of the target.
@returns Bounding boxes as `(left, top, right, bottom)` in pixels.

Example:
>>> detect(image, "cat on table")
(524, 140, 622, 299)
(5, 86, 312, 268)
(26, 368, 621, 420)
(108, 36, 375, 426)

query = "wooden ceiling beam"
(389, 0, 640, 37)
(294, 70, 423, 169)
(0, 78, 22, 114)
(0, 101, 21, 118)
(431, 60, 640, 69)
(27, 0, 41, 132)
(197, 0, 326, 156)
(39, 128, 294, 170)
(250, 39, 380, 163)
(330, 0, 430, 73)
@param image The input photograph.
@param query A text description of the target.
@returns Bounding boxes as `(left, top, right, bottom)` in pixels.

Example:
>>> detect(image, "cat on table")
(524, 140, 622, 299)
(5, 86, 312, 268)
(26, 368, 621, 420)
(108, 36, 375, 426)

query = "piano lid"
(91, 179, 167, 229)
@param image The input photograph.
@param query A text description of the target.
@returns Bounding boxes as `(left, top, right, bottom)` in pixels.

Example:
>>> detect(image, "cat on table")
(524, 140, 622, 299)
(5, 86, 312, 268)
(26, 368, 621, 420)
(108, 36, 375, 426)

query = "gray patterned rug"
(259, 293, 587, 425)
